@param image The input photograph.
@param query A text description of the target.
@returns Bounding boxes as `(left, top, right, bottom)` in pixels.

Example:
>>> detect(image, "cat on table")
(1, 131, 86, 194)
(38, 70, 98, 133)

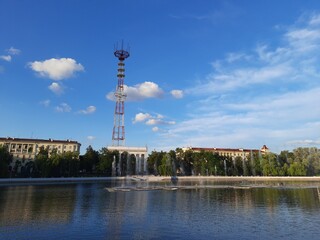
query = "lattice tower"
(112, 44, 130, 146)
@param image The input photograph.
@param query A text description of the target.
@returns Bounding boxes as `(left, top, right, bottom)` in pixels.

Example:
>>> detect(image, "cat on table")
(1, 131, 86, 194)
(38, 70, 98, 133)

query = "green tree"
(60, 151, 79, 177)
(159, 153, 173, 176)
(147, 151, 165, 175)
(34, 146, 50, 177)
(233, 156, 243, 176)
(0, 145, 12, 177)
(80, 145, 99, 174)
(260, 153, 280, 176)
(168, 150, 177, 176)
(181, 149, 194, 176)
(98, 148, 117, 176)
(288, 162, 307, 176)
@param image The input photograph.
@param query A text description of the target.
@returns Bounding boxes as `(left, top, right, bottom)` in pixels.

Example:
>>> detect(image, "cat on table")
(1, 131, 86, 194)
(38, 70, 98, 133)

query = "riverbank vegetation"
(0, 145, 319, 178)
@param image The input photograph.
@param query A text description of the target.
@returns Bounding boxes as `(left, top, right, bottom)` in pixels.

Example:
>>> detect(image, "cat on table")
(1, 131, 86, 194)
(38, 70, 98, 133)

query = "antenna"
(111, 41, 130, 146)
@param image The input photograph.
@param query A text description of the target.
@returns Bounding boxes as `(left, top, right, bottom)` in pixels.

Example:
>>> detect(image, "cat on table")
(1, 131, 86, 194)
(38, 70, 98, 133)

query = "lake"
(0, 178, 319, 239)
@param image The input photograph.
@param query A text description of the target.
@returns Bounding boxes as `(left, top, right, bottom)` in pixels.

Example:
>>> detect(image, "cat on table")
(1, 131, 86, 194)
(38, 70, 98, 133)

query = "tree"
(181, 149, 194, 176)
(80, 145, 99, 174)
(98, 148, 116, 176)
(129, 154, 136, 175)
(147, 151, 165, 175)
(159, 153, 173, 176)
(0, 145, 12, 177)
(260, 153, 280, 176)
(233, 156, 243, 176)
(34, 146, 50, 177)
(307, 148, 320, 176)
(120, 151, 129, 176)
(60, 151, 79, 177)
(288, 162, 307, 176)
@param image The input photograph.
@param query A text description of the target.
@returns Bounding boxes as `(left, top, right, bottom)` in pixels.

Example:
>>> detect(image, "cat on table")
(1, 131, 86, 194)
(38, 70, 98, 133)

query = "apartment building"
(182, 145, 269, 159)
(0, 137, 81, 164)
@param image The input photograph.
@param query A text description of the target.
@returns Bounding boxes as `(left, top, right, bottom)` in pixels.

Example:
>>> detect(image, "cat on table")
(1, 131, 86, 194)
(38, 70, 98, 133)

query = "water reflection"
(0, 181, 319, 239)
(0, 185, 76, 226)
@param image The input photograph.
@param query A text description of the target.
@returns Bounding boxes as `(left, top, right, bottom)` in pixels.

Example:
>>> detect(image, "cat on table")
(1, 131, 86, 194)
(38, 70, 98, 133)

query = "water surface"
(0, 179, 319, 239)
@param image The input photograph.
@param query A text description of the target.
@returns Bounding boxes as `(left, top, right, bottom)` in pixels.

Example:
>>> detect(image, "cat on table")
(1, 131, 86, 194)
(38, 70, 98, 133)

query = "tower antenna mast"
(112, 41, 130, 146)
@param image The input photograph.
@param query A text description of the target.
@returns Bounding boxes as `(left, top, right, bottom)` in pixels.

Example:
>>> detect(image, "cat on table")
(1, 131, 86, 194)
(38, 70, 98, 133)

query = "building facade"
(107, 146, 148, 175)
(182, 145, 269, 159)
(0, 137, 81, 165)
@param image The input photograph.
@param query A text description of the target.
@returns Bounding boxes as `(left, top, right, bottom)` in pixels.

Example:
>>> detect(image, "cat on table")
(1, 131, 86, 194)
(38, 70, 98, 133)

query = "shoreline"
(0, 176, 319, 186)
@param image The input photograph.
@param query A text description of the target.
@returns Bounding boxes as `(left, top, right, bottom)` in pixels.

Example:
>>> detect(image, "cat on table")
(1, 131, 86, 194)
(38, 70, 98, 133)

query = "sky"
(1, 0, 320, 154)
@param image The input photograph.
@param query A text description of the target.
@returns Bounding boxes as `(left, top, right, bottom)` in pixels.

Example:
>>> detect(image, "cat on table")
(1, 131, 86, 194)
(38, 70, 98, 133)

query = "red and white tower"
(112, 43, 130, 146)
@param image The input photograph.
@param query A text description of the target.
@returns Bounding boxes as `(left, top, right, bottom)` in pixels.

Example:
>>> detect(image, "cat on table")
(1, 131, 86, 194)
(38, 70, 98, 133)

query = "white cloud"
(133, 113, 152, 123)
(55, 103, 71, 113)
(7, 47, 20, 55)
(106, 81, 163, 101)
(78, 106, 96, 114)
(162, 88, 320, 152)
(40, 99, 51, 107)
(133, 112, 175, 127)
(188, 13, 320, 96)
(0, 55, 11, 62)
(29, 58, 84, 80)
(225, 52, 251, 63)
(87, 136, 96, 141)
(152, 127, 159, 132)
(48, 82, 64, 95)
(146, 119, 176, 125)
(170, 90, 184, 99)
(285, 139, 320, 146)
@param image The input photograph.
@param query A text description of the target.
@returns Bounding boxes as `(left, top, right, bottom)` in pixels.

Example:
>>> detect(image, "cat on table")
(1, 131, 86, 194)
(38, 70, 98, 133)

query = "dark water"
(0, 180, 319, 240)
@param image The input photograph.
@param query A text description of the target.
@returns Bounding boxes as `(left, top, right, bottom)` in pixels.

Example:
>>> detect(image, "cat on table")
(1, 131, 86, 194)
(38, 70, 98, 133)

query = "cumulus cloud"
(29, 58, 84, 80)
(133, 112, 175, 127)
(0, 55, 11, 62)
(48, 82, 64, 95)
(133, 113, 151, 123)
(39, 99, 51, 107)
(7, 47, 21, 55)
(55, 103, 71, 113)
(78, 106, 96, 114)
(106, 81, 163, 101)
(170, 89, 184, 99)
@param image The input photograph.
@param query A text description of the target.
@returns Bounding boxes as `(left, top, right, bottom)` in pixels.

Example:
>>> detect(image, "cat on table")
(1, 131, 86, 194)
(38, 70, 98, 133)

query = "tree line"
(147, 147, 320, 177)
(0, 145, 319, 178)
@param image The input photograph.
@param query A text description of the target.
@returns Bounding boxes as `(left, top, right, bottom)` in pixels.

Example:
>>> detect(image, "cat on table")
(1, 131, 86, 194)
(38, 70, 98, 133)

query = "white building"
(0, 137, 81, 165)
(107, 146, 148, 175)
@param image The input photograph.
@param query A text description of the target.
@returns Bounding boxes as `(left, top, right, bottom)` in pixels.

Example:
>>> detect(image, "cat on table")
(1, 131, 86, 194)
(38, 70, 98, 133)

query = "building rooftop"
(0, 137, 81, 145)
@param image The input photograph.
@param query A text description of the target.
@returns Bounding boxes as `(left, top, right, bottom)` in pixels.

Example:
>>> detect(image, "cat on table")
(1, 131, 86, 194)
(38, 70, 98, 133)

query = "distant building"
(182, 145, 269, 159)
(107, 146, 148, 175)
(0, 137, 81, 165)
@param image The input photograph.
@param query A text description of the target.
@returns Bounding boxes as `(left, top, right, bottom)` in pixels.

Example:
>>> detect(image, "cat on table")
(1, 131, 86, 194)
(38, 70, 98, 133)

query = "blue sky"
(1, 0, 320, 154)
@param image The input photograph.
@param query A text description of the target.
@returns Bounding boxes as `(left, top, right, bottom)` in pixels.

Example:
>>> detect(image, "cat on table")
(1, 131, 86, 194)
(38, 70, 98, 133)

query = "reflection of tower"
(112, 42, 130, 146)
